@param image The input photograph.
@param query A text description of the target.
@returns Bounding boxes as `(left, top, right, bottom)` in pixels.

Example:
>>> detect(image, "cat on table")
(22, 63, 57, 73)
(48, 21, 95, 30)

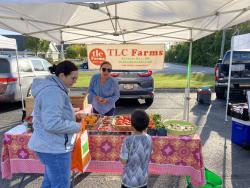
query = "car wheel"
(215, 86, 225, 99)
(145, 98, 154, 106)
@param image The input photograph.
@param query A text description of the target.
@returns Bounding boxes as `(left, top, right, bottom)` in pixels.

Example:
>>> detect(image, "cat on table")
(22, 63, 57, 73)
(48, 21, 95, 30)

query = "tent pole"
(60, 42, 65, 61)
(115, 4, 117, 34)
(220, 29, 226, 59)
(225, 38, 234, 121)
(60, 31, 65, 61)
(15, 50, 25, 111)
(183, 30, 193, 121)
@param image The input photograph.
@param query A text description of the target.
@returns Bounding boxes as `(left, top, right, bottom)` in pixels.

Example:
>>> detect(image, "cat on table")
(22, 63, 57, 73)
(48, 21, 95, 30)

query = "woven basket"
(25, 97, 34, 117)
(113, 124, 133, 131)
(70, 94, 87, 110)
(24, 94, 87, 117)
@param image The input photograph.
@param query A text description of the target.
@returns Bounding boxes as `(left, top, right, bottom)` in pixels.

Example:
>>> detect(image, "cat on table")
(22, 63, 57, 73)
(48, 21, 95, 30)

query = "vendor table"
(1, 125, 205, 187)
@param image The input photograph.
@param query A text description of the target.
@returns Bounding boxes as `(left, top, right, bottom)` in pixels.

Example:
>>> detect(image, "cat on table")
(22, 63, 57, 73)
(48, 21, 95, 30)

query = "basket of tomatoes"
(113, 114, 133, 131)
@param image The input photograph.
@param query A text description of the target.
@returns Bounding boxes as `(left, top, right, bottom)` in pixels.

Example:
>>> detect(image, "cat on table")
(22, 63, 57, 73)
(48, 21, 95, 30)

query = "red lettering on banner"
(131, 49, 164, 56)
(132, 49, 137, 56)
(144, 51, 149, 56)
(122, 49, 128, 56)
(89, 48, 106, 65)
(107, 49, 128, 56)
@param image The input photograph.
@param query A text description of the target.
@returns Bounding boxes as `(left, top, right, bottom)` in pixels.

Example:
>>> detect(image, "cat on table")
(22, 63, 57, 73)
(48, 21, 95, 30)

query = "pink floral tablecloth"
(1, 127, 205, 186)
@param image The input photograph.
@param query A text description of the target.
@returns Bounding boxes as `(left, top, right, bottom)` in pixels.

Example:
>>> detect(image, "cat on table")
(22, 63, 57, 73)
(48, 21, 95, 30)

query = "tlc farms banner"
(87, 44, 165, 70)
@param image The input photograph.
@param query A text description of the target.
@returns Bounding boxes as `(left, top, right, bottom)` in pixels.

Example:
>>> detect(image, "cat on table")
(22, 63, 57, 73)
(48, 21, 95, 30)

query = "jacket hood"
(31, 75, 68, 97)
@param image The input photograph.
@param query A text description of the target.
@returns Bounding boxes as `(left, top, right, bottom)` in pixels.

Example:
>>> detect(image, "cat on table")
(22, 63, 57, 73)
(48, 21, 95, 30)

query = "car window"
(0, 58, 10, 73)
(18, 59, 33, 72)
(223, 51, 250, 64)
(233, 51, 250, 61)
(42, 60, 52, 70)
(223, 52, 230, 64)
(31, 60, 45, 71)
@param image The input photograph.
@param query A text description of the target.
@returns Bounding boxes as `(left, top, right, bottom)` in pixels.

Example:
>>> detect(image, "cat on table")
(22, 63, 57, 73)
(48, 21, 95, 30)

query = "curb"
(70, 87, 214, 93)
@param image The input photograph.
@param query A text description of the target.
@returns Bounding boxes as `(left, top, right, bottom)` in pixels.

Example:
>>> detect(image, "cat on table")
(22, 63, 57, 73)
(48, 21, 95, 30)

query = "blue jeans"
(36, 152, 71, 188)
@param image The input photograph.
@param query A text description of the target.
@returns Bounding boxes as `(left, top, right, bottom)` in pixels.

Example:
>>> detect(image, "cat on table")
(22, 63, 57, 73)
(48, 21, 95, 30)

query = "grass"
(73, 72, 214, 89)
(74, 72, 95, 88)
(153, 73, 214, 88)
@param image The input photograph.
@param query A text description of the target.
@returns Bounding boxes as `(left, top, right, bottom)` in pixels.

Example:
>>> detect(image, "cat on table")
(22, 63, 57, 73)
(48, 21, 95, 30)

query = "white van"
(0, 56, 52, 103)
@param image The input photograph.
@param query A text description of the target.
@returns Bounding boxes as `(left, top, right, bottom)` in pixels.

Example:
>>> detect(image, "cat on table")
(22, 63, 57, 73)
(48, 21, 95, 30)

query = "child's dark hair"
(100, 61, 112, 69)
(49, 60, 78, 76)
(131, 109, 149, 132)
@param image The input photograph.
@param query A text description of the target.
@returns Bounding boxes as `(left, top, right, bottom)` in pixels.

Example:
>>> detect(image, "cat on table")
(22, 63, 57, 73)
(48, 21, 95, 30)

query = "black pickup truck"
(214, 50, 250, 101)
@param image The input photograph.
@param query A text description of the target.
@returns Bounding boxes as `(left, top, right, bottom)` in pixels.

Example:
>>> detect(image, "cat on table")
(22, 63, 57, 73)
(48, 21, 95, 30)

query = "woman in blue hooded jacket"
(28, 60, 80, 188)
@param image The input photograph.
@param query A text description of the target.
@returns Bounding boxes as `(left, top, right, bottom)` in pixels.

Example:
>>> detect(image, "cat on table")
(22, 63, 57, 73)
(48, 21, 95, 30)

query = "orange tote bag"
(71, 121, 91, 172)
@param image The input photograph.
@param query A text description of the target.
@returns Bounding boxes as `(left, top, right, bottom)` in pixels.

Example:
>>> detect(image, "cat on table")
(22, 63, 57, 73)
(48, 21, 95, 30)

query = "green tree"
(65, 44, 87, 59)
(166, 21, 250, 67)
(24, 36, 50, 56)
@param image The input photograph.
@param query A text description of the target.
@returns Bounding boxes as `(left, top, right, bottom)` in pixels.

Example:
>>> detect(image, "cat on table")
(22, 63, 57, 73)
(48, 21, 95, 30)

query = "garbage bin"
(197, 86, 212, 104)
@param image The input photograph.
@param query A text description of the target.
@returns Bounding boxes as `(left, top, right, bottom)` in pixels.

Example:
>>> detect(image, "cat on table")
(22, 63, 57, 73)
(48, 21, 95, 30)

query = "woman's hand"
(99, 98, 108, 104)
(75, 113, 82, 122)
(95, 96, 108, 104)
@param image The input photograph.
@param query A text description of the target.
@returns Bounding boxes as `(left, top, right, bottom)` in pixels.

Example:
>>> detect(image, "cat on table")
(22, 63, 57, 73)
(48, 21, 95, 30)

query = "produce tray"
(112, 115, 133, 132)
(96, 116, 114, 132)
(164, 120, 197, 136)
(80, 113, 101, 130)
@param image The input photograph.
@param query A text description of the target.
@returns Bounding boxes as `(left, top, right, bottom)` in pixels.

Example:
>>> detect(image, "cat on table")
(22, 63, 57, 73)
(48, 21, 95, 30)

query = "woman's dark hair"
(49, 60, 78, 76)
(131, 109, 149, 132)
(100, 61, 112, 69)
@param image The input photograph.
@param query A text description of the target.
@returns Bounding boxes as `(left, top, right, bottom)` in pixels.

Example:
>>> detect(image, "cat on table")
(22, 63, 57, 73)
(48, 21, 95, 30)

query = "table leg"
(18, 175, 26, 188)
(70, 171, 78, 188)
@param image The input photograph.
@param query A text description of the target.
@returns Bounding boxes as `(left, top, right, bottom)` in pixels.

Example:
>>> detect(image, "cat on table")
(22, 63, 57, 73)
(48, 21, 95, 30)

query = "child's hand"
(120, 158, 127, 165)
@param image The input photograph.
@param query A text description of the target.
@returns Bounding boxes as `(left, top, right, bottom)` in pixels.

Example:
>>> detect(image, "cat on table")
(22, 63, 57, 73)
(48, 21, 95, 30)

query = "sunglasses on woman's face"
(102, 67, 112, 73)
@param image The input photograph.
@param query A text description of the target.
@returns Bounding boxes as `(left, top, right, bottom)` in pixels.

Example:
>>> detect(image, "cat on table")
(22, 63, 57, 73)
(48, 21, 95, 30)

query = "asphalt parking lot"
(0, 91, 250, 188)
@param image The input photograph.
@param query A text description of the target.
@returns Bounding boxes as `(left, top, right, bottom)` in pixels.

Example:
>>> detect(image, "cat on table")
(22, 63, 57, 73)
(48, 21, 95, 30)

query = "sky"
(0, 29, 20, 35)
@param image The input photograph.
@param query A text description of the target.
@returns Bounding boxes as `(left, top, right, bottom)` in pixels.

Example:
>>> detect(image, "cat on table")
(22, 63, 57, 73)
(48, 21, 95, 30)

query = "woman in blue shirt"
(88, 61, 120, 116)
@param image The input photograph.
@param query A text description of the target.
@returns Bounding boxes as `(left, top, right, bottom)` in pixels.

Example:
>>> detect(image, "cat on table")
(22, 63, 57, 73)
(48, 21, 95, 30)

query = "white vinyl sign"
(87, 44, 165, 70)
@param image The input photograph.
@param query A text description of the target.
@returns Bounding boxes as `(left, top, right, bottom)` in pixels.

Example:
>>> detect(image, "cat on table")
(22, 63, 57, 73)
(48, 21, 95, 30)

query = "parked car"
(80, 60, 88, 69)
(111, 70, 154, 105)
(214, 50, 250, 100)
(0, 55, 52, 103)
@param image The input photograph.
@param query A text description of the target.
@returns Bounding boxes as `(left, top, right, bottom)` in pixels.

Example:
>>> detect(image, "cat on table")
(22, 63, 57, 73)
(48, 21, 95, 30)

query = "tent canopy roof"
(0, 34, 17, 49)
(0, 0, 249, 44)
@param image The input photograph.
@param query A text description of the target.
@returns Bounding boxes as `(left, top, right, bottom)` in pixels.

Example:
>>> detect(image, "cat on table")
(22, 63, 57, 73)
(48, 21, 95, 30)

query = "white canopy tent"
(0, 35, 17, 49)
(0, 1, 249, 44)
(0, 0, 249, 120)
(0, 35, 25, 111)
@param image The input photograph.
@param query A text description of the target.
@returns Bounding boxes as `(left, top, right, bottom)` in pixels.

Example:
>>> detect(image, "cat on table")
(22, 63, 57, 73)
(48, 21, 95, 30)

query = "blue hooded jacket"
(28, 75, 80, 153)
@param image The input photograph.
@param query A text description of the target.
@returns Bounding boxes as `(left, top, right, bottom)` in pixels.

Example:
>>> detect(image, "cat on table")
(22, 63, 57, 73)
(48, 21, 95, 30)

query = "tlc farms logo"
(89, 48, 106, 65)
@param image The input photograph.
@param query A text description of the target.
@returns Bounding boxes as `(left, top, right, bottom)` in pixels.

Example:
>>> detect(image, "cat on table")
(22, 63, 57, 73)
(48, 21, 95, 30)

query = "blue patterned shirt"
(120, 134, 153, 188)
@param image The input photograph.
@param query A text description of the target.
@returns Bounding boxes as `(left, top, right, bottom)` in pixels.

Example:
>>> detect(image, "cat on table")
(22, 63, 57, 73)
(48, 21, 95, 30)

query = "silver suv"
(111, 70, 154, 105)
(0, 56, 52, 103)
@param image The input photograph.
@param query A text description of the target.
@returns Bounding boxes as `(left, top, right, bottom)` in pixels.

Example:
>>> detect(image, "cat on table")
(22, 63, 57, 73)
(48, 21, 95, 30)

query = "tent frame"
(0, 3, 249, 44)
